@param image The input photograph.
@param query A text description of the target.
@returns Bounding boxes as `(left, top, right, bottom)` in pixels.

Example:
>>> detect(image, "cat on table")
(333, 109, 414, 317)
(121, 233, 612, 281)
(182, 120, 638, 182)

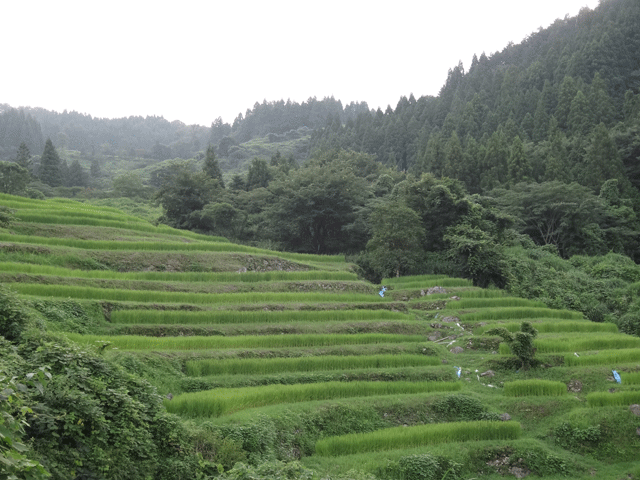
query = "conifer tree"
(583, 123, 624, 191)
(67, 159, 88, 187)
(38, 138, 62, 187)
(556, 76, 577, 130)
(14, 142, 32, 175)
(203, 144, 224, 188)
(568, 90, 592, 136)
(508, 136, 531, 184)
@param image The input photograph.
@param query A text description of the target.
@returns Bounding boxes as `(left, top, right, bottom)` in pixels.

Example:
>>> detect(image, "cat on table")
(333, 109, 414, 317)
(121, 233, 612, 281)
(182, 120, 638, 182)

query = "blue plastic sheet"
(612, 370, 621, 384)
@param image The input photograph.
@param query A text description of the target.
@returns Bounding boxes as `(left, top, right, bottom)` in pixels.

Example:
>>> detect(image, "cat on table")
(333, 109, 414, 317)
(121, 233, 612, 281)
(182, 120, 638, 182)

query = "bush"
(432, 394, 486, 421)
(0, 285, 34, 342)
(395, 454, 461, 480)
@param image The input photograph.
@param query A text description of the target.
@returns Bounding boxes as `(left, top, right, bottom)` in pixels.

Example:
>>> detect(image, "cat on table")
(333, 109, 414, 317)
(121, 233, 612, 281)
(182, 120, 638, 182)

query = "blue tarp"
(613, 370, 622, 384)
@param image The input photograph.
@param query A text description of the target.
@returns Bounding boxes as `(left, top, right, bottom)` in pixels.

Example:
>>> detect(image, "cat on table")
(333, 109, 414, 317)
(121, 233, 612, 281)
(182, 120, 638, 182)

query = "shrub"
(432, 394, 486, 421)
(0, 285, 34, 342)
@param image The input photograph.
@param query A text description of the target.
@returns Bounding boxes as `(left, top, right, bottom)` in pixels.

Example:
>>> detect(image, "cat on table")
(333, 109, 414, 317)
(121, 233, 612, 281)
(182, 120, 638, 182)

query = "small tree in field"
(487, 321, 538, 369)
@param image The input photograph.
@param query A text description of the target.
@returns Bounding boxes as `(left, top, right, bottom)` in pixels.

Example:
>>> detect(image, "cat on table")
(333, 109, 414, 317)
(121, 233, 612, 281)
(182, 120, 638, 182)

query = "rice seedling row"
(0, 233, 344, 262)
(0, 262, 357, 283)
(15, 209, 149, 224)
(461, 307, 583, 321)
(564, 348, 640, 366)
(185, 354, 442, 376)
(17, 215, 201, 235)
(382, 274, 452, 284)
(620, 372, 640, 384)
(386, 278, 474, 288)
(444, 297, 547, 309)
(502, 380, 567, 397)
(66, 333, 427, 350)
(164, 380, 462, 417)
(586, 390, 640, 407)
(183, 366, 454, 390)
(498, 334, 640, 354)
(314, 421, 522, 456)
(111, 309, 410, 325)
(10, 283, 383, 305)
(474, 321, 616, 335)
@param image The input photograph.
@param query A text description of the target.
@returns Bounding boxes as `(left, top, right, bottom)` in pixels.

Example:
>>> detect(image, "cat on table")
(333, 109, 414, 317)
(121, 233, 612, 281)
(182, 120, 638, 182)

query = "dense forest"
(2, 0, 640, 333)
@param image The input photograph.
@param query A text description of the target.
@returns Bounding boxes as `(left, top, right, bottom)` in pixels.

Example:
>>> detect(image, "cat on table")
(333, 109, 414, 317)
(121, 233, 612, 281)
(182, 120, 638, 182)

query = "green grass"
(164, 381, 462, 417)
(10, 283, 384, 305)
(314, 421, 522, 456)
(185, 354, 442, 376)
(110, 309, 408, 325)
(66, 333, 427, 350)
(586, 390, 640, 407)
(503, 380, 567, 397)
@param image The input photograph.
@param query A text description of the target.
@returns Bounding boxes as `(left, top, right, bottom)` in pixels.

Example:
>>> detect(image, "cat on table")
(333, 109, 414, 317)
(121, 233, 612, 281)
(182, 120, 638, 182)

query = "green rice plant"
(15, 209, 148, 223)
(461, 307, 583, 322)
(0, 233, 343, 263)
(383, 275, 451, 285)
(444, 297, 547, 309)
(186, 366, 454, 390)
(408, 290, 507, 304)
(386, 278, 474, 289)
(586, 390, 640, 407)
(164, 380, 462, 417)
(185, 354, 441, 376)
(474, 321, 617, 335)
(564, 348, 640, 366)
(65, 333, 426, 350)
(15, 213, 179, 235)
(0, 262, 357, 283)
(502, 380, 567, 397)
(10, 283, 384, 305)
(111, 309, 408, 325)
(619, 372, 640, 384)
(499, 334, 640, 354)
(314, 421, 522, 456)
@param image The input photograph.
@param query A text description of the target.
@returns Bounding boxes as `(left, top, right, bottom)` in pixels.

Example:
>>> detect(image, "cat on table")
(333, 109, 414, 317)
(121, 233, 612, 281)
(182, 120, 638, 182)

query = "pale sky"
(1, 0, 600, 127)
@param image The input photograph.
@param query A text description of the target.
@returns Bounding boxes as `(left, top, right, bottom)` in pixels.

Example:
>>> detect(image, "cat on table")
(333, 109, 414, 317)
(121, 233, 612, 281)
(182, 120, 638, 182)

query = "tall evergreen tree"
(14, 142, 32, 175)
(583, 123, 625, 191)
(66, 159, 88, 187)
(38, 138, 62, 187)
(508, 136, 531, 184)
(202, 144, 224, 188)
(568, 90, 593, 136)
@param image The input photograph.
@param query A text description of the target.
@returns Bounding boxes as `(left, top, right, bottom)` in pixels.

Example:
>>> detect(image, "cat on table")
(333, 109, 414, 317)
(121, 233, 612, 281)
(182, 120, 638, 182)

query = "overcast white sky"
(1, 0, 600, 127)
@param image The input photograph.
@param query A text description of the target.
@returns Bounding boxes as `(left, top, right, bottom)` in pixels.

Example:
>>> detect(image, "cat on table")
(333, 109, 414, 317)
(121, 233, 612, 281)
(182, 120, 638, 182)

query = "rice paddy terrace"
(2, 192, 640, 479)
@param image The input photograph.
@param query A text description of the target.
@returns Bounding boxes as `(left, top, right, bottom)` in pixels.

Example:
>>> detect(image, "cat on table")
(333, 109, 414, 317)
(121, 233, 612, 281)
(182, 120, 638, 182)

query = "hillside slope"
(1, 193, 640, 479)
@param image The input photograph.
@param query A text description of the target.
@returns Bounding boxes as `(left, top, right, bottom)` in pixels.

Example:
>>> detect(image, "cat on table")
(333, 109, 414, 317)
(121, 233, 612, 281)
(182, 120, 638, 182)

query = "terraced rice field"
(2, 192, 640, 479)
